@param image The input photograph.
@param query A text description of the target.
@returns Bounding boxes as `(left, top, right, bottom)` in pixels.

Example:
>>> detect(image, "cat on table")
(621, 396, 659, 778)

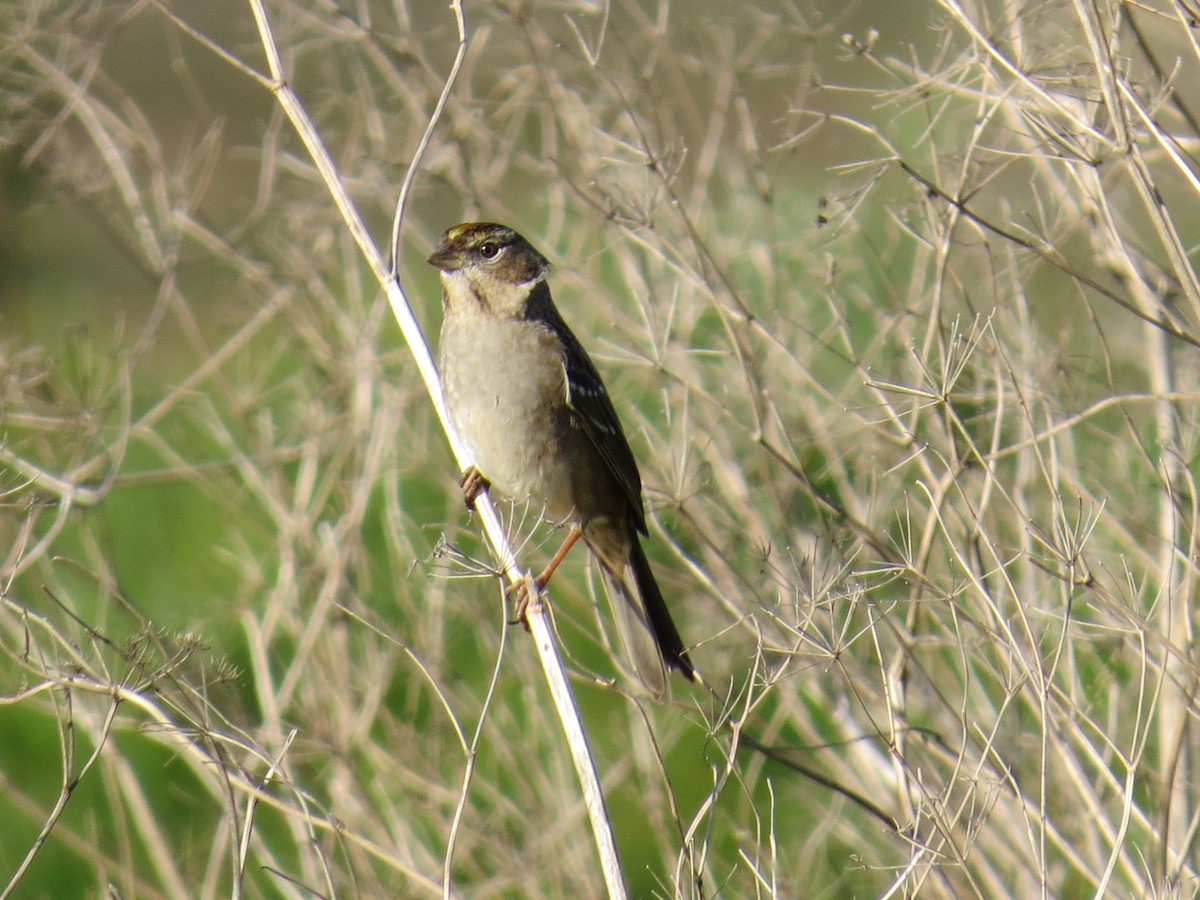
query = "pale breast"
(439, 315, 578, 522)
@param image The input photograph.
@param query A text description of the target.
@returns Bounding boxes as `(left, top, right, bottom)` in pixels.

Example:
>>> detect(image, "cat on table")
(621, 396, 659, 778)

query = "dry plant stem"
(0, 692, 119, 900)
(1076, 155, 1193, 878)
(242, 1, 627, 897)
(441, 603, 508, 900)
(235, 727, 299, 900)
(1, 600, 446, 895)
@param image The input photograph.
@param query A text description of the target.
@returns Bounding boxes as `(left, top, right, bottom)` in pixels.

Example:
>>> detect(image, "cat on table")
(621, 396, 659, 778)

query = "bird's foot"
(506, 577, 545, 631)
(459, 466, 491, 510)
(502, 526, 586, 628)
(504, 578, 537, 633)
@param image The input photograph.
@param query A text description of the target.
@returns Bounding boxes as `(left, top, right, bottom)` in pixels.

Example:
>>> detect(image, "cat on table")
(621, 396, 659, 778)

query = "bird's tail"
(586, 524, 697, 699)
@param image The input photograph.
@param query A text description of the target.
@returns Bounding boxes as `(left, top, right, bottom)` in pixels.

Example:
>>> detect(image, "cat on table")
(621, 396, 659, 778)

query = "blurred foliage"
(3, 0, 1200, 897)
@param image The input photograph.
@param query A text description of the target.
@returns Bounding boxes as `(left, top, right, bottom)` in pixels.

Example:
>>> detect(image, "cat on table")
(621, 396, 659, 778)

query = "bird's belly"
(463, 414, 576, 522)
(440, 320, 579, 523)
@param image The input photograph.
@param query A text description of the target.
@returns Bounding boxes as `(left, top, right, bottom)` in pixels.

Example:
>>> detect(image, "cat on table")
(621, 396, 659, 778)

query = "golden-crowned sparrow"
(429, 222, 696, 698)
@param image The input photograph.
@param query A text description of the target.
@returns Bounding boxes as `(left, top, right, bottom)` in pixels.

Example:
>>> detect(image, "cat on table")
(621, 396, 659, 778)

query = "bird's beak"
(427, 240, 464, 272)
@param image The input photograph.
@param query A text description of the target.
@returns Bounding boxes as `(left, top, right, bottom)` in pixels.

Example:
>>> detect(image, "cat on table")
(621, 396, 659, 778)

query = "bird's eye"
(478, 241, 500, 259)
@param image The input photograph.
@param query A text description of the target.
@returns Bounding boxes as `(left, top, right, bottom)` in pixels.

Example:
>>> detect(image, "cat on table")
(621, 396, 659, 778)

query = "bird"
(428, 222, 697, 698)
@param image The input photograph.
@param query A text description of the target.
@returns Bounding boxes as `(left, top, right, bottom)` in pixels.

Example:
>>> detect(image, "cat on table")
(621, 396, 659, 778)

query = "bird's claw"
(507, 578, 540, 632)
(507, 572, 550, 630)
(459, 466, 491, 510)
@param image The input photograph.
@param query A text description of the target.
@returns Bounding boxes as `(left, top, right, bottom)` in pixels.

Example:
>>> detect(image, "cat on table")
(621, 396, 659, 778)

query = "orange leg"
(509, 526, 584, 625)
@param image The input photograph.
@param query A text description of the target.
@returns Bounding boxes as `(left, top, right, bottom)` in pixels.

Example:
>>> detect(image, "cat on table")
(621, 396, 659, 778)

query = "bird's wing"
(545, 313, 648, 534)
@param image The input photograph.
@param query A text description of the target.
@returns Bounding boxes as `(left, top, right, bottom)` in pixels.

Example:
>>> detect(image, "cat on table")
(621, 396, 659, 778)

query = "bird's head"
(428, 223, 550, 318)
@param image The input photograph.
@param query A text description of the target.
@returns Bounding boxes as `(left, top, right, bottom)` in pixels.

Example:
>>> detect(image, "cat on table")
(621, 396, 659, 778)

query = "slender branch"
(241, 1, 627, 896)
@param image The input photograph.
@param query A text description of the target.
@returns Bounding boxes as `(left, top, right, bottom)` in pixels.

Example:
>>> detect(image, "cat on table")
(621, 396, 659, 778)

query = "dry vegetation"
(2, 0, 1200, 897)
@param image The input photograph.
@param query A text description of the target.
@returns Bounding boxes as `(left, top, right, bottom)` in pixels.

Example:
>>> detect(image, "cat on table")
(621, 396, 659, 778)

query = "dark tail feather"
(628, 540, 697, 683)
(587, 522, 699, 698)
